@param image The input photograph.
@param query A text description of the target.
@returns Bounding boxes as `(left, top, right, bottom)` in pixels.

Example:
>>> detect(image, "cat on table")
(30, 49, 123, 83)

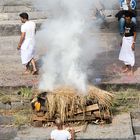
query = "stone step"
(0, 33, 140, 55)
(0, 0, 32, 6)
(134, 125, 140, 135)
(0, 127, 17, 140)
(0, 17, 140, 37)
(0, 11, 47, 20)
(131, 112, 140, 140)
(0, 0, 140, 12)
(0, 33, 119, 55)
(0, 19, 46, 36)
(94, 16, 140, 33)
(0, 8, 140, 35)
(136, 135, 140, 140)
(0, 5, 36, 13)
(131, 112, 140, 135)
(0, 36, 19, 55)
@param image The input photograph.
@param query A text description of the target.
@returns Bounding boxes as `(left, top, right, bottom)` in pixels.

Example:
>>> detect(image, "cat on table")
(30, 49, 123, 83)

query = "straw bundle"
(44, 85, 113, 122)
(87, 85, 113, 108)
(46, 93, 56, 119)
(54, 86, 78, 122)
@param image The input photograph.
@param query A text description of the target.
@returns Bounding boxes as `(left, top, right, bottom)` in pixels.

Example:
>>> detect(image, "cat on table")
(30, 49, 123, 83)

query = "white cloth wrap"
(20, 38, 35, 65)
(119, 36, 135, 67)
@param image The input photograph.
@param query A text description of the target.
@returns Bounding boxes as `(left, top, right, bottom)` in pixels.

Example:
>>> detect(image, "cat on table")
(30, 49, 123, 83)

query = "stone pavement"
(89, 33, 140, 85)
(12, 113, 134, 140)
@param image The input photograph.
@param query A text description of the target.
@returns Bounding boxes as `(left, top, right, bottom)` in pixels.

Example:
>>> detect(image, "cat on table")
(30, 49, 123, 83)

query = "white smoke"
(34, 0, 117, 93)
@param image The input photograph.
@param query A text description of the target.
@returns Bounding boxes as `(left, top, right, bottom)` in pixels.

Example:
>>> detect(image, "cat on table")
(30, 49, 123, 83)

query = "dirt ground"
(1, 35, 140, 88)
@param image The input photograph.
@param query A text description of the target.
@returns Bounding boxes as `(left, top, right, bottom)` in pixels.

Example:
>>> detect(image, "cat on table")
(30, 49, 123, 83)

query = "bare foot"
(122, 67, 129, 73)
(32, 70, 38, 75)
(127, 70, 134, 76)
(22, 70, 31, 75)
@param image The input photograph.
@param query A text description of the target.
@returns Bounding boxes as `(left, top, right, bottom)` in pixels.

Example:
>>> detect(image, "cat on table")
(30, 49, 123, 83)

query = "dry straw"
(45, 85, 113, 122)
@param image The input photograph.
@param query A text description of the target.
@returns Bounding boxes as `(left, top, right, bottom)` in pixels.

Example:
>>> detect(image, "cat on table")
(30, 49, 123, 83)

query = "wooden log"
(32, 114, 97, 123)
(36, 112, 45, 117)
(66, 115, 96, 122)
(92, 111, 101, 118)
(32, 121, 43, 127)
(82, 122, 88, 132)
(32, 114, 47, 121)
(103, 109, 112, 123)
(65, 123, 88, 133)
(103, 109, 111, 119)
(75, 104, 99, 115)
(85, 112, 92, 116)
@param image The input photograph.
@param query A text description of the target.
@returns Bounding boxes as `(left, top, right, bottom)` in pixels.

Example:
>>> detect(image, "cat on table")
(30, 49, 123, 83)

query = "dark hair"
(125, 11, 132, 18)
(19, 12, 29, 20)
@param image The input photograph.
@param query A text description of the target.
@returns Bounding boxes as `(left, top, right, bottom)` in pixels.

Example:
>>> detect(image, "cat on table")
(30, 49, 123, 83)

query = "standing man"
(119, 11, 136, 75)
(17, 12, 37, 75)
(50, 118, 74, 140)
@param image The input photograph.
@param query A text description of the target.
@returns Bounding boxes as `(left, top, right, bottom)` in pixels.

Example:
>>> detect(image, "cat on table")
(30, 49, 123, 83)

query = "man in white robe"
(119, 11, 136, 75)
(17, 13, 37, 75)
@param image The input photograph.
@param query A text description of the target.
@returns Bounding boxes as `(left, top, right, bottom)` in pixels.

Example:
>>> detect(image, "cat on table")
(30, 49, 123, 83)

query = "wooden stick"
(75, 104, 99, 115)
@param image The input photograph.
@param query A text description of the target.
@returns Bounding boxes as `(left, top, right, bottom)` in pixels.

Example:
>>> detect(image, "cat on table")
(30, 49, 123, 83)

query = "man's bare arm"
(132, 32, 136, 51)
(133, 32, 136, 42)
(17, 32, 25, 50)
(70, 129, 75, 140)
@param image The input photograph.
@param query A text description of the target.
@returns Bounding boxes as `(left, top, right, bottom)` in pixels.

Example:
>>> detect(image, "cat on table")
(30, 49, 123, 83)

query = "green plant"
(13, 109, 31, 126)
(20, 88, 32, 99)
(110, 88, 140, 114)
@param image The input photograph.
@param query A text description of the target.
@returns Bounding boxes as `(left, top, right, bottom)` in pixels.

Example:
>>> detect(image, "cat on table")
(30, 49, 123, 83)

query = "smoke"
(34, 0, 117, 93)
(100, 0, 118, 9)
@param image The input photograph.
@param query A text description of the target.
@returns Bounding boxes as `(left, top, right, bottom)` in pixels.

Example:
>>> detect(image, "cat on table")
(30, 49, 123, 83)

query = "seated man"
(50, 118, 74, 140)
(116, 0, 136, 35)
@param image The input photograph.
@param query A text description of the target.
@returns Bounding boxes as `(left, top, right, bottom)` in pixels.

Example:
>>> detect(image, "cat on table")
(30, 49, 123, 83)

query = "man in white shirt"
(17, 12, 37, 75)
(51, 118, 74, 140)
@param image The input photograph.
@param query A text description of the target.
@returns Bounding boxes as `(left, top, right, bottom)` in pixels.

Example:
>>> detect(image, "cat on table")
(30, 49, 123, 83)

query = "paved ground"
(0, 34, 140, 87)
(12, 113, 134, 140)
(88, 33, 140, 85)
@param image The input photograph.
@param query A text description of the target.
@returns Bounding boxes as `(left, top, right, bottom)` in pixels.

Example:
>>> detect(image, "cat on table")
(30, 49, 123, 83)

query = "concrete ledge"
(136, 135, 140, 140)
(76, 113, 135, 140)
(0, 127, 17, 140)
(131, 112, 140, 135)
(0, 11, 47, 20)
(1, 16, 140, 36)
(134, 125, 140, 135)
(0, 115, 14, 125)
(12, 114, 135, 140)
(0, 0, 32, 6)
(0, 19, 46, 36)
(0, 5, 35, 13)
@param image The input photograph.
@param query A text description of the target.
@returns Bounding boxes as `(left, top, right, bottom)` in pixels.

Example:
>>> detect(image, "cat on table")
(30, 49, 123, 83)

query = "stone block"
(0, 19, 44, 36)
(0, 115, 14, 125)
(0, 11, 47, 21)
(0, 127, 17, 140)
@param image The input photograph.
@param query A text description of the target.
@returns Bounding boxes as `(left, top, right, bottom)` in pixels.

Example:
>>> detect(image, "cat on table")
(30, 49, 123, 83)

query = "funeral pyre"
(31, 85, 113, 127)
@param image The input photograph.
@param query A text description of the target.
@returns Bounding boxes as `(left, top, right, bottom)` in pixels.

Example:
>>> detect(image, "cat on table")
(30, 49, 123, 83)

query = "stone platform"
(12, 113, 134, 140)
